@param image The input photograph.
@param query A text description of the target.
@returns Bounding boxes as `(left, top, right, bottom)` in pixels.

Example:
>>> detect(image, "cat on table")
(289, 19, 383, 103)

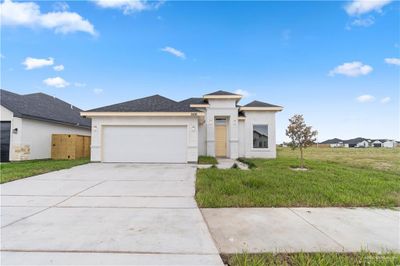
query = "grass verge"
(1, 159, 90, 184)
(196, 156, 400, 208)
(223, 252, 400, 266)
(198, 156, 218, 165)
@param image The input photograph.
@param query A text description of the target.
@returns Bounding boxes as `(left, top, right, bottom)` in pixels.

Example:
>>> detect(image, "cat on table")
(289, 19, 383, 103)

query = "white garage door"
(102, 126, 187, 163)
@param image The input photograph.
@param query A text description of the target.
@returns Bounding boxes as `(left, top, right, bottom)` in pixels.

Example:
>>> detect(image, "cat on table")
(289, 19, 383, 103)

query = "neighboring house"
(0, 89, 91, 162)
(320, 137, 397, 148)
(382, 140, 397, 148)
(344, 138, 370, 148)
(81, 90, 283, 163)
(320, 138, 344, 148)
(372, 140, 383, 148)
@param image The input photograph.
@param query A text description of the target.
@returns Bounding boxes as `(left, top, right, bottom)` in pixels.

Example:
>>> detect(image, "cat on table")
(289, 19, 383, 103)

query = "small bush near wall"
(237, 157, 257, 169)
(198, 156, 218, 164)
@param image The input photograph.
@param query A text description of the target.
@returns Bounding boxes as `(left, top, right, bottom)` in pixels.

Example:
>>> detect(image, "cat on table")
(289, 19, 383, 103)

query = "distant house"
(382, 140, 397, 148)
(320, 137, 397, 149)
(320, 138, 345, 148)
(372, 140, 383, 147)
(0, 89, 91, 162)
(344, 138, 369, 148)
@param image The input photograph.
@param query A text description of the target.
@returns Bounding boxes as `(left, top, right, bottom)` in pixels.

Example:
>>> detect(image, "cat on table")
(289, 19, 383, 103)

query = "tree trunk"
(300, 147, 304, 168)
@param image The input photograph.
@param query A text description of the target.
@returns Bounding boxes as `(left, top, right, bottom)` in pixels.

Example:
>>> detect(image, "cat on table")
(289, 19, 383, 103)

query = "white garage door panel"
(103, 126, 187, 163)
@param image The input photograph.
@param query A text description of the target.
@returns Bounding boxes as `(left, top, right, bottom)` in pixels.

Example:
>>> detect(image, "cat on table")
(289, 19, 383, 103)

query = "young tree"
(286, 114, 318, 169)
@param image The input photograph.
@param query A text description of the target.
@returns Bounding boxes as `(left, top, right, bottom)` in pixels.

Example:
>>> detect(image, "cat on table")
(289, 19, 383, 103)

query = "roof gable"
(204, 90, 240, 96)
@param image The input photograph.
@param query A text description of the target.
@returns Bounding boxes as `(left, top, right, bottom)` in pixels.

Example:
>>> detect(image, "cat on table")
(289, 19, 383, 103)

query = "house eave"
(203, 95, 242, 100)
(189, 104, 210, 108)
(81, 111, 205, 117)
(240, 107, 283, 111)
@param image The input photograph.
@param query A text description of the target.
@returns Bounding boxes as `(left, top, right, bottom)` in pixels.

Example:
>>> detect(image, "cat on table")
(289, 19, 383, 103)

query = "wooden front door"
(215, 123, 227, 157)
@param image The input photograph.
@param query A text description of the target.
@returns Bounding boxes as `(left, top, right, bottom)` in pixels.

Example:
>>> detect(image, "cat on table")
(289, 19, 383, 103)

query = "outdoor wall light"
(12, 128, 18, 134)
(191, 125, 196, 131)
(93, 126, 98, 131)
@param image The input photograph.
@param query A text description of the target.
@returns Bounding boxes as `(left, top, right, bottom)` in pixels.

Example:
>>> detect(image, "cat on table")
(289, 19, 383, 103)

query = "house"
(344, 137, 370, 148)
(81, 90, 283, 163)
(381, 140, 397, 148)
(0, 89, 91, 162)
(371, 139, 383, 147)
(320, 138, 344, 148)
(320, 137, 398, 149)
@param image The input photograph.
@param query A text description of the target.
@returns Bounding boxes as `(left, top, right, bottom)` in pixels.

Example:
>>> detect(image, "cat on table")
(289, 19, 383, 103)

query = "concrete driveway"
(1, 163, 223, 265)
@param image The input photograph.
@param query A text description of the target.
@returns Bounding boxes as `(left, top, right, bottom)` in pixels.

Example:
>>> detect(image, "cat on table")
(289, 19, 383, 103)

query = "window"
(215, 117, 227, 125)
(253, 125, 268, 148)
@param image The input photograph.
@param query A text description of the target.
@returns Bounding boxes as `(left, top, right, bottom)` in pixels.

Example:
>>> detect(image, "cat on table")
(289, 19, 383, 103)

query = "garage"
(102, 125, 187, 163)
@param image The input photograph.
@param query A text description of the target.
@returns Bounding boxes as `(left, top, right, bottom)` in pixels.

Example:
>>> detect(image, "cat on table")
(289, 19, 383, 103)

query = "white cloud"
(356, 94, 375, 103)
(345, 0, 392, 16)
(53, 2, 69, 12)
(53, 64, 64, 71)
(329, 61, 373, 77)
(161, 46, 186, 59)
(22, 57, 54, 70)
(93, 88, 103, 95)
(351, 16, 375, 27)
(234, 89, 251, 98)
(94, 0, 163, 15)
(43, 77, 69, 88)
(74, 82, 86, 87)
(0, 0, 96, 36)
(384, 58, 400, 66)
(381, 97, 391, 103)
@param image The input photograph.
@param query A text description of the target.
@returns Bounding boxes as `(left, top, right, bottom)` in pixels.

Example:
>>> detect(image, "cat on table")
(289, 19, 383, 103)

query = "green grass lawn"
(196, 148, 400, 208)
(224, 252, 400, 266)
(198, 155, 218, 165)
(1, 159, 90, 184)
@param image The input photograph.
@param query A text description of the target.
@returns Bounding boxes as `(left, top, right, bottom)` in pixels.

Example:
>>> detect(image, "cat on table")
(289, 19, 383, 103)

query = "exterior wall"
(1, 105, 14, 120)
(205, 99, 239, 159)
(383, 141, 395, 148)
(17, 118, 90, 160)
(242, 111, 277, 158)
(356, 141, 369, 148)
(90, 116, 199, 162)
(238, 120, 245, 157)
(1, 106, 16, 161)
(198, 117, 207, 156)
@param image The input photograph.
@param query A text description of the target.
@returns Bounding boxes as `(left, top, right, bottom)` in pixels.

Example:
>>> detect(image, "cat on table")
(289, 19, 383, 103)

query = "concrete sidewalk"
(202, 207, 399, 254)
(1, 163, 223, 266)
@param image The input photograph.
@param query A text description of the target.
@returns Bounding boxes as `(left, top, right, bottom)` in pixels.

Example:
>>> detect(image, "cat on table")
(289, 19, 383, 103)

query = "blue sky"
(1, 0, 399, 142)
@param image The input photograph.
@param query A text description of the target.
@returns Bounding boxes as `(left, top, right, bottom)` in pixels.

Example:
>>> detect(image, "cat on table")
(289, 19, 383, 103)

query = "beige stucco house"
(82, 90, 283, 163)
(0, 89, 91, 162)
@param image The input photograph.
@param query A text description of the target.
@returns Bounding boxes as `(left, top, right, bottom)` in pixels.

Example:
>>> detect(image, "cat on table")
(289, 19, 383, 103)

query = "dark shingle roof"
(0, 89, 91, 128)
(320, 138, 344, 144)
(179, 97, 207, 106)
(204, 90, 240, 96)
(243, 100, 282, 108)
(344, 137, 369, 145)
(87, 95, 196, 112)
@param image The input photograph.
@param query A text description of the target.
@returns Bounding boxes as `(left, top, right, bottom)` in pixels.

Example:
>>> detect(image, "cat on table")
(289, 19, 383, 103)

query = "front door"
(215, 118, 227, 157)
